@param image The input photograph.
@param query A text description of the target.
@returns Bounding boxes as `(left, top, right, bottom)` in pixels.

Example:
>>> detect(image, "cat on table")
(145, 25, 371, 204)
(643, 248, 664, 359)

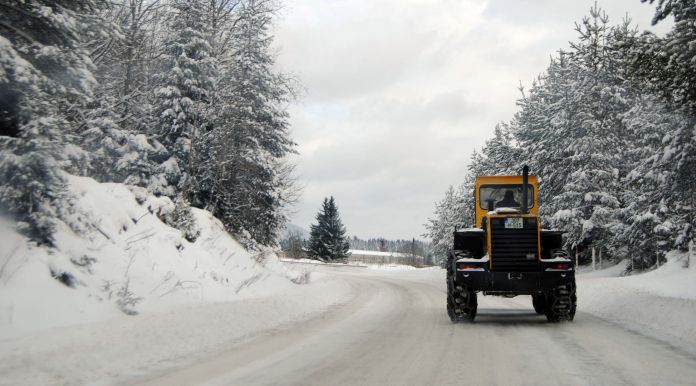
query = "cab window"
(479, 184, 534, 210)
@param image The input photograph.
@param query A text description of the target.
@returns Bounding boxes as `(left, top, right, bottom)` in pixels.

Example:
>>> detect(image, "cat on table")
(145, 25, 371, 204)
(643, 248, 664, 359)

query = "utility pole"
(412, 238, 416, 266)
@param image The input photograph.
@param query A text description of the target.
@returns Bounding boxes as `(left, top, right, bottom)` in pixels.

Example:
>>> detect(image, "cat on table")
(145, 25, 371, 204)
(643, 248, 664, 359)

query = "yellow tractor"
(446, 166, 576, 322)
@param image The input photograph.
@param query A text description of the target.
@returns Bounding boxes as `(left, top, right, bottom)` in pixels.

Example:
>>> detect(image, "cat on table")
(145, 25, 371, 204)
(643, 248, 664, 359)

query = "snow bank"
(578, 251, 696, 355)
(578, 250, 695, 299)
(0, 174, 306, 339)
(576, 261, 626, 278)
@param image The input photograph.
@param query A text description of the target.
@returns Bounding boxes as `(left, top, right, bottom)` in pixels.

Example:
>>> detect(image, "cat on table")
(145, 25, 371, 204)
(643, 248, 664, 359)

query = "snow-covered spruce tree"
(195, 0, 297, 247)
(0, 0, 105, 244)
(470, 123, 522, 176)
(151, 0, 213, 198)
(424, 184, 469, 263)
(308, 197, 350, 261)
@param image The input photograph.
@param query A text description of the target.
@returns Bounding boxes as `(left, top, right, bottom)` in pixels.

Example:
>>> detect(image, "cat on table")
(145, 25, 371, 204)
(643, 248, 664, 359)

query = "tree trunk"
(575, 245, 579, 267)
(592, 246, 596, 271)
(122, 0, 139, 117)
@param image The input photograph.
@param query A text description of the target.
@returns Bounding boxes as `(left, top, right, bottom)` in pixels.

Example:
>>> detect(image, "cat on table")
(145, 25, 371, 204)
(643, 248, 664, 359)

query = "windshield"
(479, 184, 534, 210)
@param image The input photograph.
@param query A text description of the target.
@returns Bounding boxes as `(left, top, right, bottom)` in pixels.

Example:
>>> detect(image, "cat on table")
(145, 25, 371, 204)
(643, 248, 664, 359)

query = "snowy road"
(130, 266, 696, 386)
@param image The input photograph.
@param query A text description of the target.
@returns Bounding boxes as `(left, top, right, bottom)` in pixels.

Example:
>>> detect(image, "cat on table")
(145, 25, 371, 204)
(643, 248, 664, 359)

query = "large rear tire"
(446, 251, 477, 322)
(544, 281, 576, 322)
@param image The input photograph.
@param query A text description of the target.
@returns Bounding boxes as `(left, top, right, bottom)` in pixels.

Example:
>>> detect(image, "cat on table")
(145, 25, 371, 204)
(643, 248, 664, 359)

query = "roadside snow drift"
(578, 251, 696, 356)
(0, 174, 306, 338)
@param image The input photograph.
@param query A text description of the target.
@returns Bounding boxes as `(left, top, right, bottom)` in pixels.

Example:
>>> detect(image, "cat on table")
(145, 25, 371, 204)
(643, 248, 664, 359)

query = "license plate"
(504, 218, 523, 229)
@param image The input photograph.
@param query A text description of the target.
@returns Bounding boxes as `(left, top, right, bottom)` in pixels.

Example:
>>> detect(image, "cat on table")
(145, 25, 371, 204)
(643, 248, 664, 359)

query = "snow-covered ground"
(0, 275, 354, 386)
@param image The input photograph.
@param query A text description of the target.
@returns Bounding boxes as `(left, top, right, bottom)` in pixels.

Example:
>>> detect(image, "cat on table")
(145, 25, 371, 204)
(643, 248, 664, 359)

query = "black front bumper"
(455, 269, 574, 295)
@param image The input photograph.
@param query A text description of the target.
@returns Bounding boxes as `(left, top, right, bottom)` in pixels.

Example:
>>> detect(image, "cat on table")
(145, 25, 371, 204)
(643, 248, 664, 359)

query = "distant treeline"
(348, 236, 431, 258)
(280, 233, 434, 262)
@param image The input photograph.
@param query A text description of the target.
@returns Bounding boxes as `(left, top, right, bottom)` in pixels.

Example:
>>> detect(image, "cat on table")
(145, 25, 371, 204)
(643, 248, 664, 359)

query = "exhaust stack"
(522, 165, 529, 214)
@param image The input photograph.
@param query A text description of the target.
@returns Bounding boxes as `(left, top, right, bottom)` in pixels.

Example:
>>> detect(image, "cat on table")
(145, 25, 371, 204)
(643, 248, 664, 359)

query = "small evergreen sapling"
(161, 195, 200, 243)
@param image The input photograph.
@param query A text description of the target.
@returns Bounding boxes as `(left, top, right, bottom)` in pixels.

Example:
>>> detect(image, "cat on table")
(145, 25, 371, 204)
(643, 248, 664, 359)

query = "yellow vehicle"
(446, 166, 576, 322)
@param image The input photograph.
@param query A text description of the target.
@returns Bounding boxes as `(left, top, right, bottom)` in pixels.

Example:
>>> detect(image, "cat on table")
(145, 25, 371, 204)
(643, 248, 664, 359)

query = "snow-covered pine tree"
(0, 0, 105, 244)
(424, 184, 469, 262)
(546, 6, 628, 258)
(609, 19, 685, 269)
(151, 0, 213, 198)
(470, 123, 521, 176)
(308, 197, 350, 261)
(196, 0, 297, 246)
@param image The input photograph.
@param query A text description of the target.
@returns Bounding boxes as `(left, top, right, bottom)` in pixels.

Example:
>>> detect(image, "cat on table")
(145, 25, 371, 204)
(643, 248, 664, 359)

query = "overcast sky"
(272, 0, 671, 240)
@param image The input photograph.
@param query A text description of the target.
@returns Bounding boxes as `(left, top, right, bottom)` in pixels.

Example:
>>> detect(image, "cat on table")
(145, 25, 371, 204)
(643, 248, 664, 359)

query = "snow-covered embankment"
(0, 175, 350, 338)
(578, 252, 696, 356)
